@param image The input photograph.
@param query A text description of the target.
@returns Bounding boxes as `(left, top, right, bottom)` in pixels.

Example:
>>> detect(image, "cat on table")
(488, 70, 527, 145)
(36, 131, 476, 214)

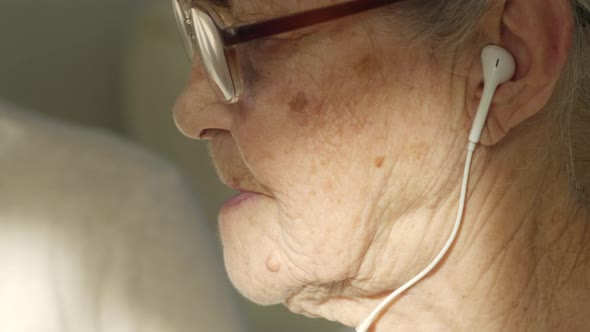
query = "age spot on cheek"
(288, 91, 317, 126)
(411, 142, 431, 161)
(288, 91, 309, 114)
(374, 156, 385, 168)
(354, 54, 381, 77)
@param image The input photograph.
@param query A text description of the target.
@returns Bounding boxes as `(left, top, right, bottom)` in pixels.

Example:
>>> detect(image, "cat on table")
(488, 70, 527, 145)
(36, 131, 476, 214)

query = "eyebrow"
(223, 0, 404, 46)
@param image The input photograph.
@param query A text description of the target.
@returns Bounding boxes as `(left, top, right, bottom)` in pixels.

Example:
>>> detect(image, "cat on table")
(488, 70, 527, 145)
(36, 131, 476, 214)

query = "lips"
(210, 132, 273, 198)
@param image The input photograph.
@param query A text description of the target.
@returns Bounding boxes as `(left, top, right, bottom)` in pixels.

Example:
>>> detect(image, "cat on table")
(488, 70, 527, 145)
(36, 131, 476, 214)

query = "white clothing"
(0, 100, 244, 332)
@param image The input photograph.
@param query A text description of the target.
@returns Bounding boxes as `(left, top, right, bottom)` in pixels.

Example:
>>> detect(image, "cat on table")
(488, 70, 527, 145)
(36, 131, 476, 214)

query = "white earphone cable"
(356, 142, 476, 332)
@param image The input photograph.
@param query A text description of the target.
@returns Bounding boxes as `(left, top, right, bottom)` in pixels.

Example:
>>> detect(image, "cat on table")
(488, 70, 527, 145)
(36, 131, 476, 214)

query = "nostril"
(173, 88, 233, 140)
(199, 129, 223, 140)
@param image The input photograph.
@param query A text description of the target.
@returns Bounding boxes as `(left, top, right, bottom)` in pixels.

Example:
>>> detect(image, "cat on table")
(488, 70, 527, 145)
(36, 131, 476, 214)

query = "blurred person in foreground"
(0, 99, 243, 331)
(172, 0, 590, 331)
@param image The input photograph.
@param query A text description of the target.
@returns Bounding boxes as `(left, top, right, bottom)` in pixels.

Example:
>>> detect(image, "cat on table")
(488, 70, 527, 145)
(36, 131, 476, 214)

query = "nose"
(173, 62, 233, 140)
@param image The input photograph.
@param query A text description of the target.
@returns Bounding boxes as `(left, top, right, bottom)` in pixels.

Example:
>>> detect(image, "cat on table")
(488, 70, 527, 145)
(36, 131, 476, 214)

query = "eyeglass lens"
(172, 0, 239, 103)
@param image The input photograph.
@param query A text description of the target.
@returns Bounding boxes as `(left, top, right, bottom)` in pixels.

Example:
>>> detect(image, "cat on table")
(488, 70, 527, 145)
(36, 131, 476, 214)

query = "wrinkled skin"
(174, 0, 590, 330)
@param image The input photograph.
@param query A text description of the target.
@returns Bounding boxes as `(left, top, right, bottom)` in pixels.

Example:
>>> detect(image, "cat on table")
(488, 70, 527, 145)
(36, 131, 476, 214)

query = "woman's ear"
(469, 0, 574, 146)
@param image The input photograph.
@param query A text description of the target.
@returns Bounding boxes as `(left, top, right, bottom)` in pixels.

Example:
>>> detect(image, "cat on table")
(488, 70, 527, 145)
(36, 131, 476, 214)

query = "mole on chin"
(265, 253, 281, 273)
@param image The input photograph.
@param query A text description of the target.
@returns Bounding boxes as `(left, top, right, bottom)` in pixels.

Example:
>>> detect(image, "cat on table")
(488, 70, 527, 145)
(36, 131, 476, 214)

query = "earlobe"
(471, 0, 574, 146)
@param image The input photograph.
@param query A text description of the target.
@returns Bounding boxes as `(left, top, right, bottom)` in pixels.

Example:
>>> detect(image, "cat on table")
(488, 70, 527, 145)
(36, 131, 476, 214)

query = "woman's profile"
(173, 0, 590, 330)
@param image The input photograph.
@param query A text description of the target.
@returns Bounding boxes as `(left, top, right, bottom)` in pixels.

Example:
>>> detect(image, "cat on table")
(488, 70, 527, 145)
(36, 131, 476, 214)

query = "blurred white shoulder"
(0, 100, 244, 332)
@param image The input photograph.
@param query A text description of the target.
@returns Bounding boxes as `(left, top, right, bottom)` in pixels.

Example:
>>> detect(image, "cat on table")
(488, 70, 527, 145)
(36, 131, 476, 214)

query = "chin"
(218, 195, 299, 306)
(223, 252, 288, 306)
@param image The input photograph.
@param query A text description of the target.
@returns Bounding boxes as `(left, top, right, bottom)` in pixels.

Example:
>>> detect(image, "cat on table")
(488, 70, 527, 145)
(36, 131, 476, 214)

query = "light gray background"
(0, 0, 348, 331)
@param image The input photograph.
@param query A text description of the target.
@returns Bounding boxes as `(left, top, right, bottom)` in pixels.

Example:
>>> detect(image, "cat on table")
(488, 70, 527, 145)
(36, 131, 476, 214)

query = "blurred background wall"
(0, 0, 347, 331)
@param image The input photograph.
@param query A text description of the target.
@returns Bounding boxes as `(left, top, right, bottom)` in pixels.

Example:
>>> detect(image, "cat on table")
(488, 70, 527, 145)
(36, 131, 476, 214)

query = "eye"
(210, 0, 231, 9)
(577, 4, 590, 26)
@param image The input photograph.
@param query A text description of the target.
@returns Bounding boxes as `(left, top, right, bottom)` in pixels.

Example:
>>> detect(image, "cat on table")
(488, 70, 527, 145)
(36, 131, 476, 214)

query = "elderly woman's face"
(174, 0, 459, 308)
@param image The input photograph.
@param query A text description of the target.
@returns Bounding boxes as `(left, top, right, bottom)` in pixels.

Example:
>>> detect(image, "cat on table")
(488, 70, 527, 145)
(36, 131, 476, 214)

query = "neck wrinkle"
(366, 129, 590, 332)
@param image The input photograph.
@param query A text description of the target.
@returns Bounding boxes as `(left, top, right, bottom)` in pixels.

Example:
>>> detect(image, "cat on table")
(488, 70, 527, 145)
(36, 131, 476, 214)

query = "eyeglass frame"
(173, 0, 405, 104)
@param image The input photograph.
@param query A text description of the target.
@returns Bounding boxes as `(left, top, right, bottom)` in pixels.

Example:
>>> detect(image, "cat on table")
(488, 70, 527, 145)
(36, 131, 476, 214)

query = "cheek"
(234, 83, 364, 198)
(228, 27, 443, 281)
(234, 35, 384, 186)
(231, 85, 387, 283)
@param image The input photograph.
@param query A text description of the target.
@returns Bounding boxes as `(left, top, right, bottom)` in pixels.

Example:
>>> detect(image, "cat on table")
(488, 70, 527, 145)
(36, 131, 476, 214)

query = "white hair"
(385, 0, 590, 204)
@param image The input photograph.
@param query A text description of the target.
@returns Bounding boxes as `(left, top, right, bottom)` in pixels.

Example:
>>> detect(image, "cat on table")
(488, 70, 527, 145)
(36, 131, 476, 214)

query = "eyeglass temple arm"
(222, 0, 403, 46)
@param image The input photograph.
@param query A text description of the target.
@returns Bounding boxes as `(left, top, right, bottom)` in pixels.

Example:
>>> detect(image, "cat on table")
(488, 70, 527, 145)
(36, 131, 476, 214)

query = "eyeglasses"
(172, 0, 404, 104)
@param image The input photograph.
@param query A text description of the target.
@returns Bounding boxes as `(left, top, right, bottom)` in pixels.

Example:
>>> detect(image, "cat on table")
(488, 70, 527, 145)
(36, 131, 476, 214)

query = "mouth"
(219, 177, 274, 199)
(218, 171, 274, 212)
(221, 191, 266, 210)
(210, 133, 274, 199)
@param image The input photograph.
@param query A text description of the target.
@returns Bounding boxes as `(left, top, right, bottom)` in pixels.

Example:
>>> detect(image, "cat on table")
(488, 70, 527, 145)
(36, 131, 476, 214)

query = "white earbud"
(468, 45, 516, 145)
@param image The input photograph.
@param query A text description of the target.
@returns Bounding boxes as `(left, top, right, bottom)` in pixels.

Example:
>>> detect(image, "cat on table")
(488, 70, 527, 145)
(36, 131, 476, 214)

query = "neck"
(327, 127, 590, 331)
